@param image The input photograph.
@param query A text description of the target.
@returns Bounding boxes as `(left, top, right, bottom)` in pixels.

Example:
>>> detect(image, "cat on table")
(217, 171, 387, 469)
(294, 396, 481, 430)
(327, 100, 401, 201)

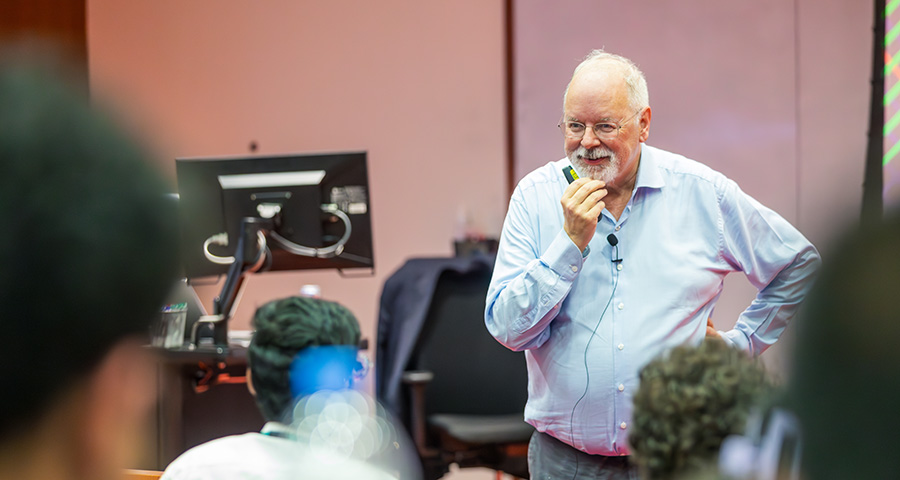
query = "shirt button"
(617, 302, 624, 310)
(615, 225, 621, 231)
(620, 422, 627, 430)
(618, 343, 624, 350)
(570, 265, 578, 273)
(618, 384, 625, 392)
(616, 263, 623, 271)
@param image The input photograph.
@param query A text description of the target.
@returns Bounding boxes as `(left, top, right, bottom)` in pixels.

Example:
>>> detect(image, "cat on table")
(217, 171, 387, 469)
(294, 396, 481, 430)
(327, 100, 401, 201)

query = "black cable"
(569, 241, 620, 479)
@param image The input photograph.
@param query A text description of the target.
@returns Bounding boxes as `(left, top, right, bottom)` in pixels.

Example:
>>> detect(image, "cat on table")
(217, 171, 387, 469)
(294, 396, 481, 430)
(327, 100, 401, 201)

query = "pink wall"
(88, 0, 872, 382)
(86, 0, 508, 379)
(512, 0, 871, 373)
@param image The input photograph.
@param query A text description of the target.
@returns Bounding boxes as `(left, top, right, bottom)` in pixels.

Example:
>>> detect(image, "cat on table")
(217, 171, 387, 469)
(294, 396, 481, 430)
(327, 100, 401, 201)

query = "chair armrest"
(402, 369, 435, 453)
(402, 370, 435, 385)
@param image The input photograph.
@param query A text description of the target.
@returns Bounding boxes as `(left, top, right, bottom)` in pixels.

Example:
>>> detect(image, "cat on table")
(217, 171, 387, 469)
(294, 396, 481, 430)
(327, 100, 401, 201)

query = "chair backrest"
(409, 268, 528, 416)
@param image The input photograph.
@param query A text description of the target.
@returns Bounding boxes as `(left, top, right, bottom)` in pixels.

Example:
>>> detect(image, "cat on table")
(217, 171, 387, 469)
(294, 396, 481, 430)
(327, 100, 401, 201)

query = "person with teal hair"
(247, 295, 362, 421)
(161, 296, 401, 480)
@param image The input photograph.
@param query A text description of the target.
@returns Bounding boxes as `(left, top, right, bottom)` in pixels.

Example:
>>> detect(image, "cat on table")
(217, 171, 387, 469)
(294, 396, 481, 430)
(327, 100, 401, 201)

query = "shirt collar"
(634, 144, 665, 191)
(260, 421, 295, 439)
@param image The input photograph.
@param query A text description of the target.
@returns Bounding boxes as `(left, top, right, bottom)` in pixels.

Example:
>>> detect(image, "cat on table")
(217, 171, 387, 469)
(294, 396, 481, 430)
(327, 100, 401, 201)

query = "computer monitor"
(175, 151, 373, 347)
(176, 151, 373, 279)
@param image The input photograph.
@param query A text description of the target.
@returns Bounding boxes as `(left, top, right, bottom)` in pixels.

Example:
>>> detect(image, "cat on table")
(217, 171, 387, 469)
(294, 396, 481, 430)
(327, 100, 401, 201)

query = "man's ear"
(639, 106, 652, 143)
(79, 339, 157, 480)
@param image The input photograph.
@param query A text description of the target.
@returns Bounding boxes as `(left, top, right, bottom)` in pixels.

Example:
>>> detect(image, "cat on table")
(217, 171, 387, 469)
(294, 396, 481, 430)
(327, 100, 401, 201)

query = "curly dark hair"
(629, 338, 772, 480)
(247, 296, 361, 422)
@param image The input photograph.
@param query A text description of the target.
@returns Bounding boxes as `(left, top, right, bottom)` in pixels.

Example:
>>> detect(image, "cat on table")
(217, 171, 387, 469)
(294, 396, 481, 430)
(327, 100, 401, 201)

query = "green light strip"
(885, 80, 900, 105)
(889, 0, 900, 16)
(884, 141, 900, 165)
(886, 109, 900, 136)
(888, 21, 900, 46)
(886, 52, 900, 77)
(886, 2, 900, 169)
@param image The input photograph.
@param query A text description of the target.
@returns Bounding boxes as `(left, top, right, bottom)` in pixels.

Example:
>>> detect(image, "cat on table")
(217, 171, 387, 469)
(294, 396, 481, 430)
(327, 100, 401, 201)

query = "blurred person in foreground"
(161, 296, 405, 480)
(0, 61, 178, 479)
(485, 48, 819, 478)
(784, 213, 900, 480)
(709, 216, 900, 480)
(629, 339, 773, 480)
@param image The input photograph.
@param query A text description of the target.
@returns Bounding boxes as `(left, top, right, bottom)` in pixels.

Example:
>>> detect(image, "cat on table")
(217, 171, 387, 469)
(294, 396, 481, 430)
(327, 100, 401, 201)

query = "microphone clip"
(607, 233, 623, 264)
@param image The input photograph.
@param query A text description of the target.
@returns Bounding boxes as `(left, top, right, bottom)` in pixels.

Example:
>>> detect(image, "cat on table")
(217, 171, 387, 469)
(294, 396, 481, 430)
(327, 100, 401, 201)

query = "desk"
(146, 345, 266, 470)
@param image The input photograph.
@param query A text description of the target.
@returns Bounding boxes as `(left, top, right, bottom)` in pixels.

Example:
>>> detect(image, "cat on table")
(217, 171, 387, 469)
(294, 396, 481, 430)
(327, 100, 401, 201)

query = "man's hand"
(706, 317, 720, 338)
(561, 178, 607, 252)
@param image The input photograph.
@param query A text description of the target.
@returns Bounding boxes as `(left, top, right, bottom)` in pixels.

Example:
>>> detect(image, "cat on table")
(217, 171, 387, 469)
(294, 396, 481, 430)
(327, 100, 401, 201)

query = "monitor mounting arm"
(211, 216, 272, 347)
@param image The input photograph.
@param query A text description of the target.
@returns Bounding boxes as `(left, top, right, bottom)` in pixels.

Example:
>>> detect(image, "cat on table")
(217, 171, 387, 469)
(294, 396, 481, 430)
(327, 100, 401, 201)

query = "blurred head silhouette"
(630, 338, 773, 480)
(0, 54, 177, 479)
(787, 214, 900, 479)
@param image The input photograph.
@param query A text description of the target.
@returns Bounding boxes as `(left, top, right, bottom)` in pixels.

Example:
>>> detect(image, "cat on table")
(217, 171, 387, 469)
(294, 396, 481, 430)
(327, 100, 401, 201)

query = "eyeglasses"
(558, 109, 643, 140)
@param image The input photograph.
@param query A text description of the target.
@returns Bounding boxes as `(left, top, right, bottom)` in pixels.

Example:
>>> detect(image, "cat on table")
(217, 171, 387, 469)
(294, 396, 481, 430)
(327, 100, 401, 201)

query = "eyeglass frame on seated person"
(558, 108, 643, 141)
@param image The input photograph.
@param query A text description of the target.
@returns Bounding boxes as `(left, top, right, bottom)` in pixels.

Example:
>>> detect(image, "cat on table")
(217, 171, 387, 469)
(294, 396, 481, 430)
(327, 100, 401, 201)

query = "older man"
(485, 49, 820, 478)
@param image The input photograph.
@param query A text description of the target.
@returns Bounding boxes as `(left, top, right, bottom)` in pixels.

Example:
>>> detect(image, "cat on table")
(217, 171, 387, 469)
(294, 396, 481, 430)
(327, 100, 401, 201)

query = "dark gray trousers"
(527, 431, 640, 480)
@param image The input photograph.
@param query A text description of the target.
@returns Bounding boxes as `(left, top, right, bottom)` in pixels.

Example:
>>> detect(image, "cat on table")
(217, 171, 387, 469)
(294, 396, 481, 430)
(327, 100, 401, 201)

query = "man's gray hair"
(564, 49, 649, 113)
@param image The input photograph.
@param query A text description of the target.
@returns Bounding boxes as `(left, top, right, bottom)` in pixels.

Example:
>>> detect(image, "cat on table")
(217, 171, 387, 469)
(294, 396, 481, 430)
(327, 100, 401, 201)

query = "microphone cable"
(569, 233, 621, 479)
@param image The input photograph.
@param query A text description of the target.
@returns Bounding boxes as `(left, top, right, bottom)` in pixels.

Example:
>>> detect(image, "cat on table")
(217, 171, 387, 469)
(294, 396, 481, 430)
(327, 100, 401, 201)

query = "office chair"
(383, 260, 532, 480)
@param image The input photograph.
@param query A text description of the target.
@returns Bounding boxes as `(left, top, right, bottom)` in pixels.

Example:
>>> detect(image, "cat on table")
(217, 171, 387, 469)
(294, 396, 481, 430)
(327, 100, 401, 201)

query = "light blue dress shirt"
(485, 145, 820, 456)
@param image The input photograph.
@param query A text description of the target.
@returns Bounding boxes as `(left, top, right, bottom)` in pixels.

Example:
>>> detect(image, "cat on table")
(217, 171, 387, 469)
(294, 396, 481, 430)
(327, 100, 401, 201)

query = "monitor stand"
(210, 216, 272, 348)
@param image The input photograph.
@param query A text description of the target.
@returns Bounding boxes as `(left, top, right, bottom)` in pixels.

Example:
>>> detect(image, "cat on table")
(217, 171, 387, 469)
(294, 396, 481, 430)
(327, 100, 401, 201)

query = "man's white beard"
(568, 146, 618, 184)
